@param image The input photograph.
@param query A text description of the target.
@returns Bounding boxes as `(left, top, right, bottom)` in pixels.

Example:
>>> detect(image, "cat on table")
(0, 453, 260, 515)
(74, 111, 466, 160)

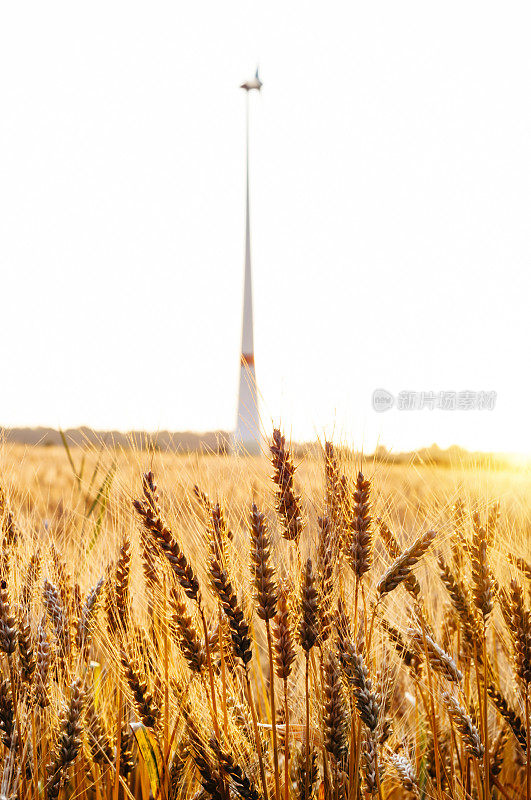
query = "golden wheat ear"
(120, 646, 161, 731)
(292, 744, 318, 800)
(323, 651, 348, 763)
(341, 645, 380, 733)
(377, 529, 436, 596)
(75, 575, 105, 659)
(487, 682, 527, 751)
(324, 441, 351, 531)
(388, 752, 420, 799)
(133, 473, 202, 605)
(170, 587, 206, 674)
(46, 678, 85, 800)
(437, 554, 482, 655)
(270, 429, 303, 543)
(378, 519, 421, 598)
(409, 629, 462, 683)
(508, 579, 531, 686)
(361, 731, 382, 796)
(469, 512, 494, 620)
(442, 692, 484, 760)
(273, 583, 296, 680)
(210, 554, 252, 667)
(249, 502, 278, 622)
(316, 515, 334, 645)
(348, 471, 372, 579)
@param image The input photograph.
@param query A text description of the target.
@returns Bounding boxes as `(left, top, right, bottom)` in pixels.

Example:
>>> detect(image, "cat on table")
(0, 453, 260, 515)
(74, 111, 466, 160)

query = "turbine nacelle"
(240, 68, 262, 92)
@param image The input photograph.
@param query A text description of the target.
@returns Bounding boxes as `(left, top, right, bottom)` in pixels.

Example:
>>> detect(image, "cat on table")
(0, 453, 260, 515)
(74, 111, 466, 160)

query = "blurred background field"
(2, 440, 530, 562)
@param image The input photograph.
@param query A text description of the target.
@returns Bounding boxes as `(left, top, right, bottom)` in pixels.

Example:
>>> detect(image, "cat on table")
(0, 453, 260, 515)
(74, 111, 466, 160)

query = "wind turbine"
(233, 68, 262, 453)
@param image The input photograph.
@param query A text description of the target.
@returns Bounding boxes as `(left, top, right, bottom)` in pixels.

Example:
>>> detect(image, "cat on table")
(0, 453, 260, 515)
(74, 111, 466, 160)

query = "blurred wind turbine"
(233, 69, 262, 453)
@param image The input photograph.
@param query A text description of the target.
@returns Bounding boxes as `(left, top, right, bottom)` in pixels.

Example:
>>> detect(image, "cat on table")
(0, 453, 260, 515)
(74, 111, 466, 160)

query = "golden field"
(0, 436, 531, 800)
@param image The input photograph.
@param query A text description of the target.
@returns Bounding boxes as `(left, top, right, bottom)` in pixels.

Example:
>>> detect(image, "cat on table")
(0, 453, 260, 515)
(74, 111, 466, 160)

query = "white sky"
(1, 2, 530, 453)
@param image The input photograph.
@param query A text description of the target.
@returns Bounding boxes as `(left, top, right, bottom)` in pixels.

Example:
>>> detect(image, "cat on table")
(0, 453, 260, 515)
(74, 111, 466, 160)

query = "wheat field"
(0, 435, 530, 800)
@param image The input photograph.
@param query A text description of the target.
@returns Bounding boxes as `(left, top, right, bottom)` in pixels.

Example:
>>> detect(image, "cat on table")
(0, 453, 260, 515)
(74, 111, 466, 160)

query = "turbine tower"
(234, 68, 262, 453)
